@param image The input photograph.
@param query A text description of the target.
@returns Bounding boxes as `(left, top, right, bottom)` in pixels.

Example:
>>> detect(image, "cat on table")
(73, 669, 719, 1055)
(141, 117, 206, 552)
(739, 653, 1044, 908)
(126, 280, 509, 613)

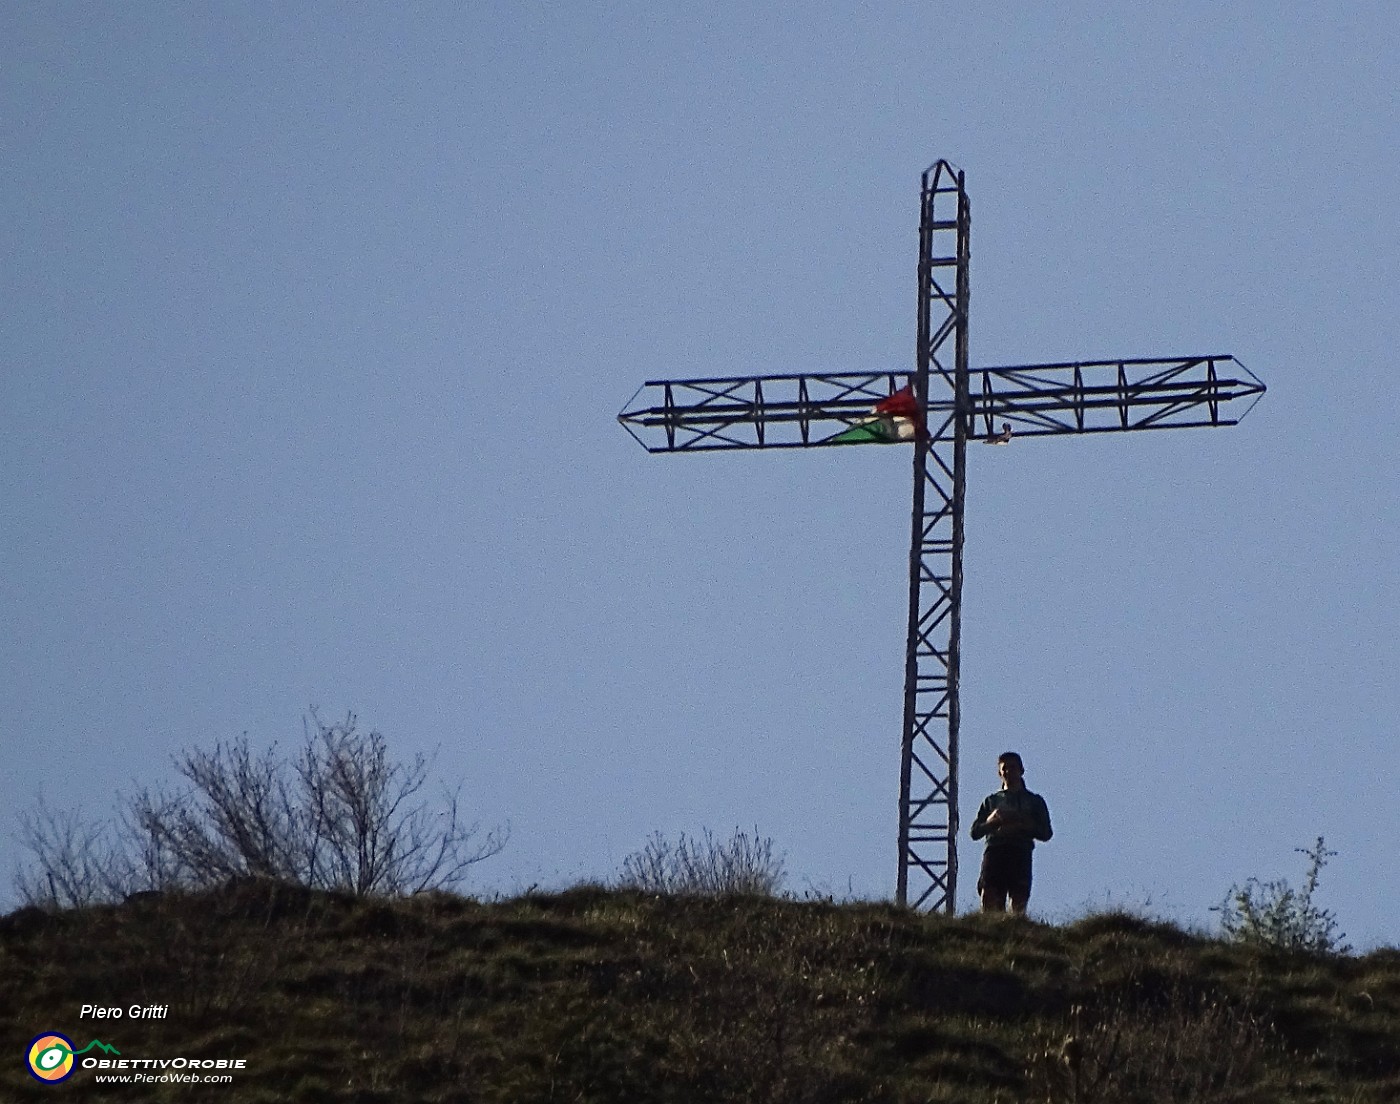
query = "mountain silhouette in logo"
(74, 1040, 120, 1057)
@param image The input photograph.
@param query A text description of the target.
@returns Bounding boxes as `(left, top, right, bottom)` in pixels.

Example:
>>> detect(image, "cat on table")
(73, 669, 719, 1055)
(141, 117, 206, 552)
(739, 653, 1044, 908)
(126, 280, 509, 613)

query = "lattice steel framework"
(618, 161, 1265, 912)
(898, 162, 970, 910)
(616, 357, 1265, 453)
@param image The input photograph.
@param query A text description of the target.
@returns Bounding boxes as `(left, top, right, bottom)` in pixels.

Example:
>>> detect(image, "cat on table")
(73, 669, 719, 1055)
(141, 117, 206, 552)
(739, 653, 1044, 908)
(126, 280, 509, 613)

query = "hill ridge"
(3, 881, 1398, 1101)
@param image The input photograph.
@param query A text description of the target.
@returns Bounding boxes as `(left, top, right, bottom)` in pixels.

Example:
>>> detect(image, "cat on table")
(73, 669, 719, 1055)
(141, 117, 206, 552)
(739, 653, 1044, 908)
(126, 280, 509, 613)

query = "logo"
(26, 1035, 121, 1084)
(27, 1033, 76, 1083)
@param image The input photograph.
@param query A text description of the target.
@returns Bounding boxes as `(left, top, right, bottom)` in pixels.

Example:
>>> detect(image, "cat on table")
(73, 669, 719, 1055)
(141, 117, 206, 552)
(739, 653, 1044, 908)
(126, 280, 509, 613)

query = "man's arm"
(1031, 794, 1053, 842)
(969, 797, 993, 840)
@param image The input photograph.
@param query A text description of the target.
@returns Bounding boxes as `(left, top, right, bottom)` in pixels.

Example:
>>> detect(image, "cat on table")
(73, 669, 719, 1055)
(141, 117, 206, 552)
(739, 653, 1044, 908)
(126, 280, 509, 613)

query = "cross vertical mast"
(898, 162, 970, 910)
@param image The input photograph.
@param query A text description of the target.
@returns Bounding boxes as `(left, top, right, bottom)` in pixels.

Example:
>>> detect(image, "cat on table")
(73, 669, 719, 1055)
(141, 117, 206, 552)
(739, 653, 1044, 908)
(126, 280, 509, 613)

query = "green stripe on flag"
(830, 420, 896, 444)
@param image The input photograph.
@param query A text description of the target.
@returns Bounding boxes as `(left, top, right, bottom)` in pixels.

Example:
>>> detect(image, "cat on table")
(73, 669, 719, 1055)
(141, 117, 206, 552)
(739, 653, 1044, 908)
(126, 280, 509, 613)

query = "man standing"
(969, 752, 1053, 914)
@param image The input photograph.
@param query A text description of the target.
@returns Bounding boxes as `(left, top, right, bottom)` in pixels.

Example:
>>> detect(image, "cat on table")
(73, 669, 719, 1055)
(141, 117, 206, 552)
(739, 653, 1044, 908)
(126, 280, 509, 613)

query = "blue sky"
(3, 3, 1397, 947)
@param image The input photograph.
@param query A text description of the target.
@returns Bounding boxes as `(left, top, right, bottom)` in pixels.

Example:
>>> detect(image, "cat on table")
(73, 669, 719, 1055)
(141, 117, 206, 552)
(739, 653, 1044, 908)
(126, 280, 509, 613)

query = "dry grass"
(1, 885, 1397, 1102)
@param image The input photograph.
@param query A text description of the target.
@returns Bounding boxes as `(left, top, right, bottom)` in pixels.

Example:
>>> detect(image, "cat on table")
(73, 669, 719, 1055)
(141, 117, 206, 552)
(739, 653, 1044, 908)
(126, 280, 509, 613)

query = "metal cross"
(618, 161, 1265, 911)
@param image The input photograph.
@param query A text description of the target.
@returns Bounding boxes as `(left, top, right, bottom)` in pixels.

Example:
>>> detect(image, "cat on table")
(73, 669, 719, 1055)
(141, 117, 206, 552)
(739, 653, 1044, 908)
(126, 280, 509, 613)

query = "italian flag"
(830, 386, 922, 444)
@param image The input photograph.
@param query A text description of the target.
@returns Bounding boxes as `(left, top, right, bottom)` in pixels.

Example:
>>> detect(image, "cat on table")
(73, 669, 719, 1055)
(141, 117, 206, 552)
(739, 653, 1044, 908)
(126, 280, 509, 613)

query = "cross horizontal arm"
(617, 356, 1265, 453)
(971, 356, 1266, 439)
(617, 371, 916, 452)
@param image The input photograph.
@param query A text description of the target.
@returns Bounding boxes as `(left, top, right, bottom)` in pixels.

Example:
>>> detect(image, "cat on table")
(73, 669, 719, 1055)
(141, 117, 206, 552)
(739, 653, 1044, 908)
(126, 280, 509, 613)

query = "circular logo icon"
(27, 1033, 76, 1083)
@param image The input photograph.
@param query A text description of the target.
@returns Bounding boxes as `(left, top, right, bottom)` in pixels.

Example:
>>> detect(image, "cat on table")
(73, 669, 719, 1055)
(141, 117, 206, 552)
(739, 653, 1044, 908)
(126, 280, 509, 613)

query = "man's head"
(997, 752, 1025, 790)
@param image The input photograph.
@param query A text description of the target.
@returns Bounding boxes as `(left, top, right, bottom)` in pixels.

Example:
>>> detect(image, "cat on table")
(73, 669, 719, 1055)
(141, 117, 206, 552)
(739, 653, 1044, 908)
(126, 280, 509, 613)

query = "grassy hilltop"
(2, 882, 1398, 1102)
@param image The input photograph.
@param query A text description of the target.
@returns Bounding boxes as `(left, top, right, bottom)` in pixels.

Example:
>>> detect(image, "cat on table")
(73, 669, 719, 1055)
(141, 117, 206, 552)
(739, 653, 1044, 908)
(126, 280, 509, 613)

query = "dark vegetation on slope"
(2, 881, 1398, 1103)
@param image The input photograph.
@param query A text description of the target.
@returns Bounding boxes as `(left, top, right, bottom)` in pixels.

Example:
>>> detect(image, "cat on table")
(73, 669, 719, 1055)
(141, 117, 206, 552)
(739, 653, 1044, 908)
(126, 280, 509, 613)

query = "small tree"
(1214, 837, 1350, 955)
(617, 827, 786, 896)
(13, 711, 506, 907)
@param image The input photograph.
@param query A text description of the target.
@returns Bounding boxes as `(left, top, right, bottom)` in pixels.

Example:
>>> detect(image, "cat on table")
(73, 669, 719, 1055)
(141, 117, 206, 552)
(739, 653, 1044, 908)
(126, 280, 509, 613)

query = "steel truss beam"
(617, 372, 915, 452)
(617, 358, 1264, 453)
(971, 357, 1266, 438)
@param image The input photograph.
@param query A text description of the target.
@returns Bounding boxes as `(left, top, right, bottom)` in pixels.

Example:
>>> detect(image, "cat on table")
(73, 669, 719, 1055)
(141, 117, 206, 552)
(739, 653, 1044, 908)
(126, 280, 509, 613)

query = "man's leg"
(980, 884, 1008, 912)
(1008, 853, 1034, 915)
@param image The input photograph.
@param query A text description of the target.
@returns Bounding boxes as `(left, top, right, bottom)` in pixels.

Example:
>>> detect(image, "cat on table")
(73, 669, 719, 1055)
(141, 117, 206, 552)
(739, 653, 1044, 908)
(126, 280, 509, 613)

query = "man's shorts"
(978, 843, 1033, 899)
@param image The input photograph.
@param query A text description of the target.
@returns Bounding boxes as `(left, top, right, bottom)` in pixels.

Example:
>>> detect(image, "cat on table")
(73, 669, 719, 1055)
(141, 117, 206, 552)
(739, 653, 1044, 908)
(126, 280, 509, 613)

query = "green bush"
(1214, 837, 1350, 955)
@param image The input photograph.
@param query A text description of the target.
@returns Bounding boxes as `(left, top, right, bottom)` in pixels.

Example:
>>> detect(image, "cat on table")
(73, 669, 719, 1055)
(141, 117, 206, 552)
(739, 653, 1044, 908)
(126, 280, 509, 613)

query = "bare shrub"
(15, 798, 127, 909)
(616, 827, 786, 896)
(132, 736, 302, 887)
(13, 711, 506, 906)
(292, 712, 506, 895)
